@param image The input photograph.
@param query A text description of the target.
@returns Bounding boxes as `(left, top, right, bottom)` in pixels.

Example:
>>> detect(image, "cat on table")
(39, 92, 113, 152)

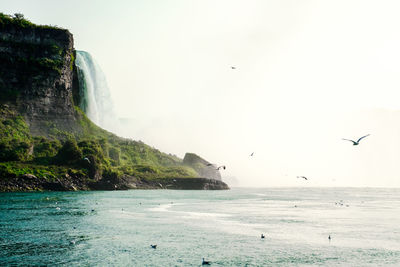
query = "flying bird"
(216, 166, 226, 170)
(297, 176, 308, 180)
(342, 134, 370, 146)
(250, 152, 254, 156)
(231, 66, 236, 69)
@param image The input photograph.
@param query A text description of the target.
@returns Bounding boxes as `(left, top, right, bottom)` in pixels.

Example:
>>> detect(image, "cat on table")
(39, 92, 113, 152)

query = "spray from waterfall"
(75, 51, 119, 133)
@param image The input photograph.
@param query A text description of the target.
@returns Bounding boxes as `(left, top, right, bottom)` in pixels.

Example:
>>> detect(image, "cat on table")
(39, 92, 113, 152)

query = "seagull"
(328, 235, 331, 242)
(83, 157, 91, 164)
(202, 258, 211, 265)
(342, 134, 370, 146)
(297, 176, 308, 180)
(216, 166, 226, 170)
(150, 244, 157, 249)
(250, 152, 254, 156)
(261, 234, 265, 239)
(231, 66, 236, 69)
(206, 163, 214, 166)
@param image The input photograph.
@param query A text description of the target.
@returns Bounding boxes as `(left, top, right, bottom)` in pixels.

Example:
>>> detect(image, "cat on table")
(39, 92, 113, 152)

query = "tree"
(13, 13, 24, 20)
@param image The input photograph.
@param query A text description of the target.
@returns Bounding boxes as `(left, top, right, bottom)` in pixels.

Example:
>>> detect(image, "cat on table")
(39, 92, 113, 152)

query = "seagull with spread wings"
(342, 134, 370, 146)
(297, 176, 308, 180)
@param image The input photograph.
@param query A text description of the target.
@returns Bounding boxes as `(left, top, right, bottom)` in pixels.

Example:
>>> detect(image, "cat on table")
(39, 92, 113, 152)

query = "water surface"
(1, 188, 399, 266)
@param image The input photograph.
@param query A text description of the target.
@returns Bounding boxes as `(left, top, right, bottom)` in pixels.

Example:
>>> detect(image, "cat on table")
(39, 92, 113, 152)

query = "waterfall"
(75, 51, 119, 133)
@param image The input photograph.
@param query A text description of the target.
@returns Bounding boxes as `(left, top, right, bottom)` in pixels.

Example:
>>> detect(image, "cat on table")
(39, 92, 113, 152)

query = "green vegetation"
(55, 139, 83, 165)
(70, 52, 75, 71)
(0, 107, 31, 161)
(0, 104, 198, 186)
(0, 13, 61, 30)
(0, 161, 75, 181)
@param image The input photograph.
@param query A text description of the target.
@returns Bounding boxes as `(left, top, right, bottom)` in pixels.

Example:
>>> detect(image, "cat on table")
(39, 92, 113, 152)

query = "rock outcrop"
(150, 177, 229, 190)
(183, 153, 222, 180)
(0, 174, 229, 191)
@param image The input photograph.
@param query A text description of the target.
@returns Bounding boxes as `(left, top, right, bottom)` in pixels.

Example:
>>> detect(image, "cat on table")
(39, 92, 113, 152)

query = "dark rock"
(149, 178, 229, 190)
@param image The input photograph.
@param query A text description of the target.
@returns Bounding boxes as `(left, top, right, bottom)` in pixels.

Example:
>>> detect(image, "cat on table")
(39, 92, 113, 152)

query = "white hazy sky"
(3, 0, 400, 187)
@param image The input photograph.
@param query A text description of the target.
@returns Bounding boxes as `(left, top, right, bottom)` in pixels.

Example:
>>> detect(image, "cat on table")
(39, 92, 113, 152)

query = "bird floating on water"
(297, 176, 308, 180)
(261, 234, 265, 239)
(150, 244, 157, 249)
(202, 258, 211, 265)
(231, 66, 236, 69)
(342, 134, 370, 146)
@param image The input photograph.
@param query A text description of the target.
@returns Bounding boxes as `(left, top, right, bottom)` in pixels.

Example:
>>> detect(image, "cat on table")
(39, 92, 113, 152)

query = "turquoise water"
(1, 188, 400, 266)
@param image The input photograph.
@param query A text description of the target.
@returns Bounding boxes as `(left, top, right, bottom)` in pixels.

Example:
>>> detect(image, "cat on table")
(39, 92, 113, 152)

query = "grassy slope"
(0, 104, 198, 186)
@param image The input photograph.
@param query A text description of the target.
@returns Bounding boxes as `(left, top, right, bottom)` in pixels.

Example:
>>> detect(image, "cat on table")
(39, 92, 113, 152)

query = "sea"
(1, 187, 399, 266)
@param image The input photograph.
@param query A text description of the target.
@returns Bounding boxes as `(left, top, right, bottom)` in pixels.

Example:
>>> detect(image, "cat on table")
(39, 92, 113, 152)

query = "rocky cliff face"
(183, 153, 222, 180)
(0, 17, 80, 136)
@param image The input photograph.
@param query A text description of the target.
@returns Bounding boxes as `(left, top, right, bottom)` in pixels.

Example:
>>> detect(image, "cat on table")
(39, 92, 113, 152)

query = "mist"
(3, 0, 400, 187)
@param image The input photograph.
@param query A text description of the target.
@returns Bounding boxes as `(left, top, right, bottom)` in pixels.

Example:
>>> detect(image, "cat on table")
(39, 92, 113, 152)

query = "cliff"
(0, 13, 229, 191)
(0, 15, 80, 136)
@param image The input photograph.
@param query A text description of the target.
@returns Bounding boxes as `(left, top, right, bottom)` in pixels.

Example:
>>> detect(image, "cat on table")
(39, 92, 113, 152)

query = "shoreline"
(0, 176, 229, 192)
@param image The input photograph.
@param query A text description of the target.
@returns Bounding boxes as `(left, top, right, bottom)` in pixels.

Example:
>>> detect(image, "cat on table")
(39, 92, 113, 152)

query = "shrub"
(0, 140, 31, 161)
(33, 138, 61, 158)
(134, 164, 159, 174)
(55, 139, 82, 165)
(108, 147, 120, 164)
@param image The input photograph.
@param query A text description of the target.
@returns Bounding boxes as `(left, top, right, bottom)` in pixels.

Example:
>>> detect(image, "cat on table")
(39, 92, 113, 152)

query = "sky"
(3, 0, 400, 187)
